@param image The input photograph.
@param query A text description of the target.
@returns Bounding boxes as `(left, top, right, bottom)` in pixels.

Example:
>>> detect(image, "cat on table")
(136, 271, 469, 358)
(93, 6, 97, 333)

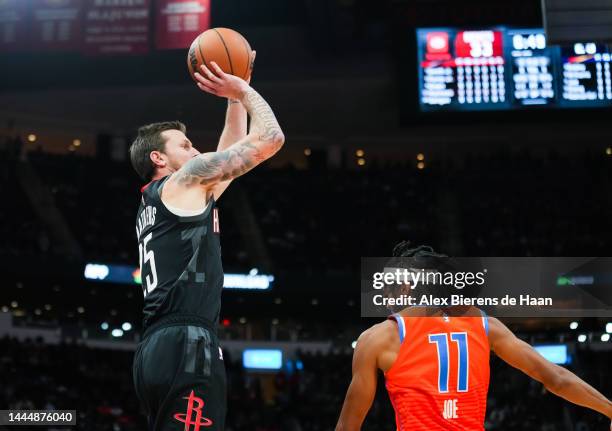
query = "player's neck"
(399, 305, 479, 317)
(152, 168, 172, 181)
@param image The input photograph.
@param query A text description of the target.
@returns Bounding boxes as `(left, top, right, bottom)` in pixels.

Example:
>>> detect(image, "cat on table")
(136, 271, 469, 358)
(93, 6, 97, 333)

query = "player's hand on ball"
(194, 62, 249, 100)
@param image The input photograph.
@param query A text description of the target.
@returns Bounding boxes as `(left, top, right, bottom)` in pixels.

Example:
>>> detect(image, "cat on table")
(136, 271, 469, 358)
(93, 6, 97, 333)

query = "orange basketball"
(187, 28, 252, 82)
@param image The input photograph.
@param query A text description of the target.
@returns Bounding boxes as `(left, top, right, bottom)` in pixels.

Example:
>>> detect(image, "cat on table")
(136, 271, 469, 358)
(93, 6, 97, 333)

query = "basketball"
(187, 28, 252, 82)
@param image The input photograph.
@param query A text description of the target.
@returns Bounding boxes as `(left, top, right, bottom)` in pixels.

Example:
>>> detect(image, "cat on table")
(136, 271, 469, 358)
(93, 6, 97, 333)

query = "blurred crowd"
(1, 148, 610, 271)
(0, 336, 609, 431)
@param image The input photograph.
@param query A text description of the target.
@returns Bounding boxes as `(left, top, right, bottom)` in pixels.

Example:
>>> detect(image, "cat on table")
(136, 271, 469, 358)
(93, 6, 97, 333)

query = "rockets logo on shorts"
(213, 208, 220, 234)
(174, 390, 213, 430)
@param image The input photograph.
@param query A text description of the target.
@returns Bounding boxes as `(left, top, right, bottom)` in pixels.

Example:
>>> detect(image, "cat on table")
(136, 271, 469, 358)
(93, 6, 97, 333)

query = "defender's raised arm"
(488, 317, 612, 423)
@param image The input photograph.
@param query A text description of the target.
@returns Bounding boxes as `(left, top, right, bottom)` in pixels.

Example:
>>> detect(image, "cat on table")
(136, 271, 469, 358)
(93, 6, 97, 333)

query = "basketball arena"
(0, 0, 611, 430)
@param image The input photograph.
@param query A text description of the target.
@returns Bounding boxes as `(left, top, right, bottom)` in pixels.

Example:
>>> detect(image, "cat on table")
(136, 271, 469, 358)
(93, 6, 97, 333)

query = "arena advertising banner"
(0, 0, 29, 52)
(30, 0, 82, 52)
(0, 0, 210, 54)
(84, 263, 275, 290)
(82, 0, 150, 55)
(155, 0, 210, 50)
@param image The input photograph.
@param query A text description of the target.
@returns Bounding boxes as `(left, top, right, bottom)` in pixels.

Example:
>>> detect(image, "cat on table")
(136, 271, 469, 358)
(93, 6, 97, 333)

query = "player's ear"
(150, 150, 166, 168)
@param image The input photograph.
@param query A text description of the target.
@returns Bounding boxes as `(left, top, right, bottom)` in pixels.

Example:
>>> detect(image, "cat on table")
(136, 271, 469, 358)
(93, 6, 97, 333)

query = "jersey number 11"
(428, 332, 469, 393)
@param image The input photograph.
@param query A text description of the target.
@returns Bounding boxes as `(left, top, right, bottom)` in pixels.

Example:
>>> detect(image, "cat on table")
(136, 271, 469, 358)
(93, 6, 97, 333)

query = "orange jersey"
(385, 312, 490, 431)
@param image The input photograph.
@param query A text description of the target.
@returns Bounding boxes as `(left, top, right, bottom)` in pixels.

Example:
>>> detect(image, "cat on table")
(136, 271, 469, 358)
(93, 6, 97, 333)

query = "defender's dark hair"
(388, 240, 448, 272)
(129, 121, 186, 181)
(392, 240, 447, 258)
(388, 242, 483, 309)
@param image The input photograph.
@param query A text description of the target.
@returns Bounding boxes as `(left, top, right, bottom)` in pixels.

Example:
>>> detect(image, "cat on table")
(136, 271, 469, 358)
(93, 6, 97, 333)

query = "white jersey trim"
(163, 201, 209, 217)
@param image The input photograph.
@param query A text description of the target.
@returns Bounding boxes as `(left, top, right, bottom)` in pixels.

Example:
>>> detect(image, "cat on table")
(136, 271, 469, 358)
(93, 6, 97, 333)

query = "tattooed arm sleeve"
(174, 87, 284, 187)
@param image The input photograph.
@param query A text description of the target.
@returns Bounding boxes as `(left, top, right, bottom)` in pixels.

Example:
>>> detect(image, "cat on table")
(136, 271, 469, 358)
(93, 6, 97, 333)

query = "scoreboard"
(417, 27, 612, 111)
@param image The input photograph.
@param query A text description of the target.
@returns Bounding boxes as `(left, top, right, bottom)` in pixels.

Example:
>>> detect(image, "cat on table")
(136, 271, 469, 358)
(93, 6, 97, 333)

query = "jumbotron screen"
(417, 27, 612, 111)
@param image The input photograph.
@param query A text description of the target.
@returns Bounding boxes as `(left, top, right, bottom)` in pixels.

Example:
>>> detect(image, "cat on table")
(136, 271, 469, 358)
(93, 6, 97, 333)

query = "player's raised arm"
(169, 61, 284, 190)
(211, 51, 256, 199)
(335, 328, 381, 431)
(488, 316, 612, 422)
(216, 52, 256, 154)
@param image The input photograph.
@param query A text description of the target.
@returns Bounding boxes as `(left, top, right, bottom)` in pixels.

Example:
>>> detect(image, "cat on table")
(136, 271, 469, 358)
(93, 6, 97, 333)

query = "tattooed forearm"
(218, 98, 247, 152)
(174, 88, 284, 187)
(240, 88, 284, 145)
(175, 140, 267, 186)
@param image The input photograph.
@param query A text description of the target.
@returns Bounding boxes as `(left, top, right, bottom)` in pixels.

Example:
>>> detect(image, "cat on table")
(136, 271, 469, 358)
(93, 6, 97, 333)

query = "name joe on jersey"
(136, 205, 157, 240)
(443, 399, 458, 419)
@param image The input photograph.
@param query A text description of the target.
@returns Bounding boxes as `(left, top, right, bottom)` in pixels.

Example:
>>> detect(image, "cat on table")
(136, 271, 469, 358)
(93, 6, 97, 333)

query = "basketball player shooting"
(129, 53, 285, 431)
(335, 243, 612, 431)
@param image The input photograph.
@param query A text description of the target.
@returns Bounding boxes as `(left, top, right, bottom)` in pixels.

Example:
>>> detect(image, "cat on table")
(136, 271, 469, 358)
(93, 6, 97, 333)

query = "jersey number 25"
(138, 232, 158, 296)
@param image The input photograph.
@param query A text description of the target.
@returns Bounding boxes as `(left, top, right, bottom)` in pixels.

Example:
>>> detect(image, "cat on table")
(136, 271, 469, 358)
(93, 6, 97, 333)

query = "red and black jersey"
(135, 176, 223, 331)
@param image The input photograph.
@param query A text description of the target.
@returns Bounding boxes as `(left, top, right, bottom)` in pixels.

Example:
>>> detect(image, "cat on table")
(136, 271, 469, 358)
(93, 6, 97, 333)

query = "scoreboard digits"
(421, 30, 507, 109)
(455, 31, 506, 106)
(561, 42, 612, 103)
(509, 29, 555, 105)
(417, 27, 612, 111)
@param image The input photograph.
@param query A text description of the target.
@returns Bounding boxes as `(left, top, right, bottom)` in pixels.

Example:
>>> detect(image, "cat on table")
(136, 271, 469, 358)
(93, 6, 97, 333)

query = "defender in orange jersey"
(335, 243, 612, 431)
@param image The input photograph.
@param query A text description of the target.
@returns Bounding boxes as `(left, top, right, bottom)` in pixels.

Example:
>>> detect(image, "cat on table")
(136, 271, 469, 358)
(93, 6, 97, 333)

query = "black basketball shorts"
(133, 320, 226, 431)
